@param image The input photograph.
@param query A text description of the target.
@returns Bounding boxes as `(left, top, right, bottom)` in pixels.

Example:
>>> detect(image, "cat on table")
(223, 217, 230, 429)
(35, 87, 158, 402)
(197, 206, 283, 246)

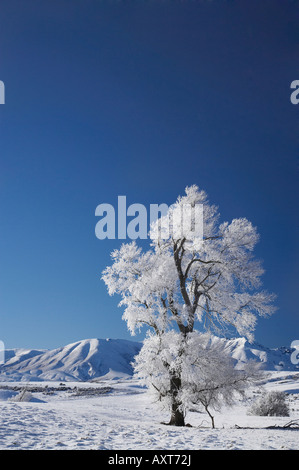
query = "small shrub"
(249, 391, 290, 417)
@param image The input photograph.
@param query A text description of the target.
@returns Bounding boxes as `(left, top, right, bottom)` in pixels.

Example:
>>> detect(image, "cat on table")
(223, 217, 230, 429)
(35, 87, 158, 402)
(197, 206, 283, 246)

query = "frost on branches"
(134, 332, 262, 428)
(102, 186, 276, 426)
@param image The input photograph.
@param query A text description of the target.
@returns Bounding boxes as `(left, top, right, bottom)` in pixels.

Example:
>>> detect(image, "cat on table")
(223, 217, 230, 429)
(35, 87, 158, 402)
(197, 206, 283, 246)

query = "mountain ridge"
(0, 336, 297, 382)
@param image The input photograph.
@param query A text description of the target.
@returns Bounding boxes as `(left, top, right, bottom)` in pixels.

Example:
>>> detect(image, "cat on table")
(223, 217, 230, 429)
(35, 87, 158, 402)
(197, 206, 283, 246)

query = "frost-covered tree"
(133, 331, 262, 428)
(102, 185, 276, 426)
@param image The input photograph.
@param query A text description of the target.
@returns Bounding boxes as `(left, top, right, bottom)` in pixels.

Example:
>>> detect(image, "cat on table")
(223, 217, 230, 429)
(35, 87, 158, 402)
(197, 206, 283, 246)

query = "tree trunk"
(168, 373, 185, 426)
(169, 401, 185, 426)
(204, 405, 215, 429)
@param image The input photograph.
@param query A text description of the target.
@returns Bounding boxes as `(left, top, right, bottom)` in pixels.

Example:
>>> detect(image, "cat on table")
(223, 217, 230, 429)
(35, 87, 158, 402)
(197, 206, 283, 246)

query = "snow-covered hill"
(0, 338, 142, 382)
(209, 336, 298, 372)
(0, 336, 297, 382)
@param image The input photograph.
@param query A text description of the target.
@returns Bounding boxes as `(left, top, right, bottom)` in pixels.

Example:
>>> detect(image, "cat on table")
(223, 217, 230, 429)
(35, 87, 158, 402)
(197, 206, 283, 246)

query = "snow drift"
(0, 336, 297, 382)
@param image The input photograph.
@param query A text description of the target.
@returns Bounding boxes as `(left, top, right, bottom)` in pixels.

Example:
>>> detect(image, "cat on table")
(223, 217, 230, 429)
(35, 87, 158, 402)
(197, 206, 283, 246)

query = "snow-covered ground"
(0, 371, 298, 450)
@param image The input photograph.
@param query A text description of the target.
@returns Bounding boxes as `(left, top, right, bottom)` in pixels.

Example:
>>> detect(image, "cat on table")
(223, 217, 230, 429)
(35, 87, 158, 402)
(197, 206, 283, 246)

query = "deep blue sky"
(0, 0, 298, 349)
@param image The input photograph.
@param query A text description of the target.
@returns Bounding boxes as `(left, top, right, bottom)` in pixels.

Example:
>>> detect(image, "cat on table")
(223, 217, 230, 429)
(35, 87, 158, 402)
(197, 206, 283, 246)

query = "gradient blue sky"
(0, 0, 298, 349)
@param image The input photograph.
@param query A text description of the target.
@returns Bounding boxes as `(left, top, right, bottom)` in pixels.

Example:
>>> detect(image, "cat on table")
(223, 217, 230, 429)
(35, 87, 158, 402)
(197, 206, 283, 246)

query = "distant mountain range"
(211, 336, 298, 372)
(0, 337, 297, 382)
(0, 338, 142, 382)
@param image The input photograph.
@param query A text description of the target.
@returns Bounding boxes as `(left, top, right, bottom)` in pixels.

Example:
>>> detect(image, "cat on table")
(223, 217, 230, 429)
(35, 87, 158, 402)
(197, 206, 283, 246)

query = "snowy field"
(0, 371, 298, 451)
